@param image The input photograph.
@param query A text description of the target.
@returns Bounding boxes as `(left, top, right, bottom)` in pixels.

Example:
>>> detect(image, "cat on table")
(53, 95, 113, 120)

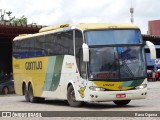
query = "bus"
(13, 23, 156, 107)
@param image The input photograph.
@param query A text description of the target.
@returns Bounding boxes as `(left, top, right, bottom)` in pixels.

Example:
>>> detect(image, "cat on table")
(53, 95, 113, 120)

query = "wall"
(148, 20, 160, 36)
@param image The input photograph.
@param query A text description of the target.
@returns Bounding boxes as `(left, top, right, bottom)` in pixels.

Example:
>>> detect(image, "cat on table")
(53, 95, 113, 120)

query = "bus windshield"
(85, 29, 142, 45)
(85, 30, 146, 80)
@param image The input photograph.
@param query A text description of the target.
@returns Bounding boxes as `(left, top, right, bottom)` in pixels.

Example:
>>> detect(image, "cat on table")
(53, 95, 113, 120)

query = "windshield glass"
(85, 29, 142, 45)
(89, 47, 119, 79)
(89, 46, 146, 80)
(118, 46, 146, 79)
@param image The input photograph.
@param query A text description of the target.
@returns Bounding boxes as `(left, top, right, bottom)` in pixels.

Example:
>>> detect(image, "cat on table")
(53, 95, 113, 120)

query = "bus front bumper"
(87, 88, 147, 102)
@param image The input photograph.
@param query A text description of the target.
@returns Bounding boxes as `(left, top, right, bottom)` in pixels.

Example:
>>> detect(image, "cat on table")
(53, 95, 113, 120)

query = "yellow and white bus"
(13, 23, 156, 107)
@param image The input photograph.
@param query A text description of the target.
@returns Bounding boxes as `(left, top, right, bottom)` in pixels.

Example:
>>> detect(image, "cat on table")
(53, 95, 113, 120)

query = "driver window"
(75, 30, 86, 78)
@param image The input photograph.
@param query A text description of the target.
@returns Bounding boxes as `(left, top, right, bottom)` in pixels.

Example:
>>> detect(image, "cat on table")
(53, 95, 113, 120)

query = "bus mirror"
(82, 43, 89, 62)
(146, 41, 156, 60)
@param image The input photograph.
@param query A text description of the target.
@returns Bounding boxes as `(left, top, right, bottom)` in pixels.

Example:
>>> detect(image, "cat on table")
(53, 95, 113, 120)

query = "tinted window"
(13, 31, 74, 59)
(75, 30, 86, 78)
(89, 47, 119, 79)
(85, 29, 142, 45)
(88, 46, 146, 80)
(44, 31, 74, 56)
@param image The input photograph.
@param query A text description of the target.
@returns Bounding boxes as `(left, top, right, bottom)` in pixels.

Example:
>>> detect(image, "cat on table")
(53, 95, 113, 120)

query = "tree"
(12, 15, 27, 24)
(0, 10, 27, 24)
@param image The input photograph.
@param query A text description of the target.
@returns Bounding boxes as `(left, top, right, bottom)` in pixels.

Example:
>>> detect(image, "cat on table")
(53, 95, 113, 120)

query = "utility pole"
(0, 9, 5, 21)
(130, 0, 134, 24)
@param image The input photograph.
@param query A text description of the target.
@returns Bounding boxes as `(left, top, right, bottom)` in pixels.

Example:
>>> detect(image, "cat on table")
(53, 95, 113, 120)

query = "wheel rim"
(70, 89, 76, 102)
(24, 88, 28, 98)
(25, 89, 27, 96)
(29, 86, 33, 101)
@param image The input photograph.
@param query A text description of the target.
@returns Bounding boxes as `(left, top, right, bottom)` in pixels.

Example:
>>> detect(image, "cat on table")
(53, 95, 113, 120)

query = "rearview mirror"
(146, 41, 156, 60)
(82, 43, 89, 62)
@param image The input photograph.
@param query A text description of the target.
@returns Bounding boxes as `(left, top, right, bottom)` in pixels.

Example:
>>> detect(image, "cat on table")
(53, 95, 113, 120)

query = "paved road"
(0, 81, 160, 119)
(0, 81, 160, 111)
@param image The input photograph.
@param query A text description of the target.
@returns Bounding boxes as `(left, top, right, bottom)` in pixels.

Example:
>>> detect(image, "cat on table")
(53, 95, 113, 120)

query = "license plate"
(116, 94, 126, 98)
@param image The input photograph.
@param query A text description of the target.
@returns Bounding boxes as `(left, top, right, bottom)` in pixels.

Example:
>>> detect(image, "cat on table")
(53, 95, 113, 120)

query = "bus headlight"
(89, 86, 105, 91)
(136, 84, 147, 89)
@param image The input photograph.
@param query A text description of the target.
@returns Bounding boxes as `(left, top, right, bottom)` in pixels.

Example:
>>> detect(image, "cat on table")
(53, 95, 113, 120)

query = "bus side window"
(75, 30, 86, 78)
(61, 31, 74, 55)
(79, 49, 87, 79)
(36, 36, 46, 57)
(44, 34, 53, 56)
(18, 40, 23, 58)
(44, 31, 74, 56)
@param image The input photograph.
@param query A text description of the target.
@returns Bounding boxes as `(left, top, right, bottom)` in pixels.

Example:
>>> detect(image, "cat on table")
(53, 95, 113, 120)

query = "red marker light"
(116, 94, 126, 98)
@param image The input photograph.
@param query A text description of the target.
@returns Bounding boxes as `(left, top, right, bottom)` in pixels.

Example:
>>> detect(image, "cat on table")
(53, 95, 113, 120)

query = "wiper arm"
(120, 59, 135, 79)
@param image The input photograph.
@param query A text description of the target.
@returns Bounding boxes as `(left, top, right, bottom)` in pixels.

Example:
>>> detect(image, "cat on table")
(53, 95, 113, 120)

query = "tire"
(23, 85, 29, 102)
(37, 97, 45, 103)
(113, 100, 131, 106)
(2, 87, 9, 95)
(28, 84, 38, 103)
(67, 85, 83, 107)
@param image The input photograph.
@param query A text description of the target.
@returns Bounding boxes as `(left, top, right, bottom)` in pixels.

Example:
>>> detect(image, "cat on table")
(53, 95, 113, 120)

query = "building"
(148, 20, 160, 36)
(0, 21, 43, 77)
(144, 20, 160, 70)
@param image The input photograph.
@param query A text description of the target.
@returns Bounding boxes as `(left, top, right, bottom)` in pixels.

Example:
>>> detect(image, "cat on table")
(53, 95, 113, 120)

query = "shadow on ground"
(20, 98, 141, 110)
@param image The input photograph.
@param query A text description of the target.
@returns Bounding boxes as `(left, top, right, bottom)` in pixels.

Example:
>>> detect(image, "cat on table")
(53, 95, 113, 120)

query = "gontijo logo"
(25, 61, 42, 70)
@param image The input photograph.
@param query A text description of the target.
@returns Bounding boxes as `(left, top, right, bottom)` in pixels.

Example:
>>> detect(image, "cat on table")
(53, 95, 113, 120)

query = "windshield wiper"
(120, 60, 135, 79)
(118, 48, 136, 80)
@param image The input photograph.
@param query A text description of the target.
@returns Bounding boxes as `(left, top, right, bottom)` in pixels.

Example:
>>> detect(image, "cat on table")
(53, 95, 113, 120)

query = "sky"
(0, 0, 160, 34)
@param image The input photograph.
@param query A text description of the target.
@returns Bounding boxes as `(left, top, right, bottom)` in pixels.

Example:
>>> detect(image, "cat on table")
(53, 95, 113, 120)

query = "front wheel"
(113, 100, 131, 106)
(67, 85, 83, 107)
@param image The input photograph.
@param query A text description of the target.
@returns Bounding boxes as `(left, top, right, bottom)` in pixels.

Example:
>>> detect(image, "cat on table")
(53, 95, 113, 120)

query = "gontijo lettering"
(25, 61, 42, 70)
(103, 84, 114, 86)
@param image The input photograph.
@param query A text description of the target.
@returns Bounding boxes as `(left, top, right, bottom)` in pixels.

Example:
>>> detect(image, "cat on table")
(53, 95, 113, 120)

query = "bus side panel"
(60, 55, 89, 101)
(13, 55, 88, 100)
(13, 57, 48, 97)
(60, 55, 79, 99)
(41, 56, 64, 98)
(13, 57, 24, 95)
(41, 55, 85, 100)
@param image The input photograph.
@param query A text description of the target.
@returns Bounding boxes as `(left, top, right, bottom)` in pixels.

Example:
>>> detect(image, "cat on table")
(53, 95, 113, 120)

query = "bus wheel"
(28, 84, 38, 103)
(37, 97, 45, 103)
(23, 85, 29, 102)
(113, 100, 131, 106)
(2, 87, 9, 95)
(67, 85, 83, 107)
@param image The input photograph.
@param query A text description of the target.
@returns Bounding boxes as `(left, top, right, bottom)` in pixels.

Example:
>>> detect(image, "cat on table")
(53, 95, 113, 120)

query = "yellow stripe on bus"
(93, 81, 133, 90)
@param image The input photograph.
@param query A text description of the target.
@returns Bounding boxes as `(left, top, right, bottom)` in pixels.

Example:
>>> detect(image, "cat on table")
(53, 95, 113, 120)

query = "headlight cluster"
(89, 86, 105, 91)
(136, 84, 147, 89)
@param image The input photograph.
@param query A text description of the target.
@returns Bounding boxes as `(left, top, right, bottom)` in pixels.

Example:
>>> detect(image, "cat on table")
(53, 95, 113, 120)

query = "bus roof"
(76, 23, 139, 31)
(13, 23, 139, 41)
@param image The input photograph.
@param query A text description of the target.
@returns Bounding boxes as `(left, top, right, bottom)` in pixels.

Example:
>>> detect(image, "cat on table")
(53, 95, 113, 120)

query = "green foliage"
(12, 15, 27, 24)
(0, 10, 27, 24)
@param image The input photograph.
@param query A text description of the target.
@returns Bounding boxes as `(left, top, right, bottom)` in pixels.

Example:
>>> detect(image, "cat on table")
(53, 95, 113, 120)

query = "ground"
(0, 81, 160, 119)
